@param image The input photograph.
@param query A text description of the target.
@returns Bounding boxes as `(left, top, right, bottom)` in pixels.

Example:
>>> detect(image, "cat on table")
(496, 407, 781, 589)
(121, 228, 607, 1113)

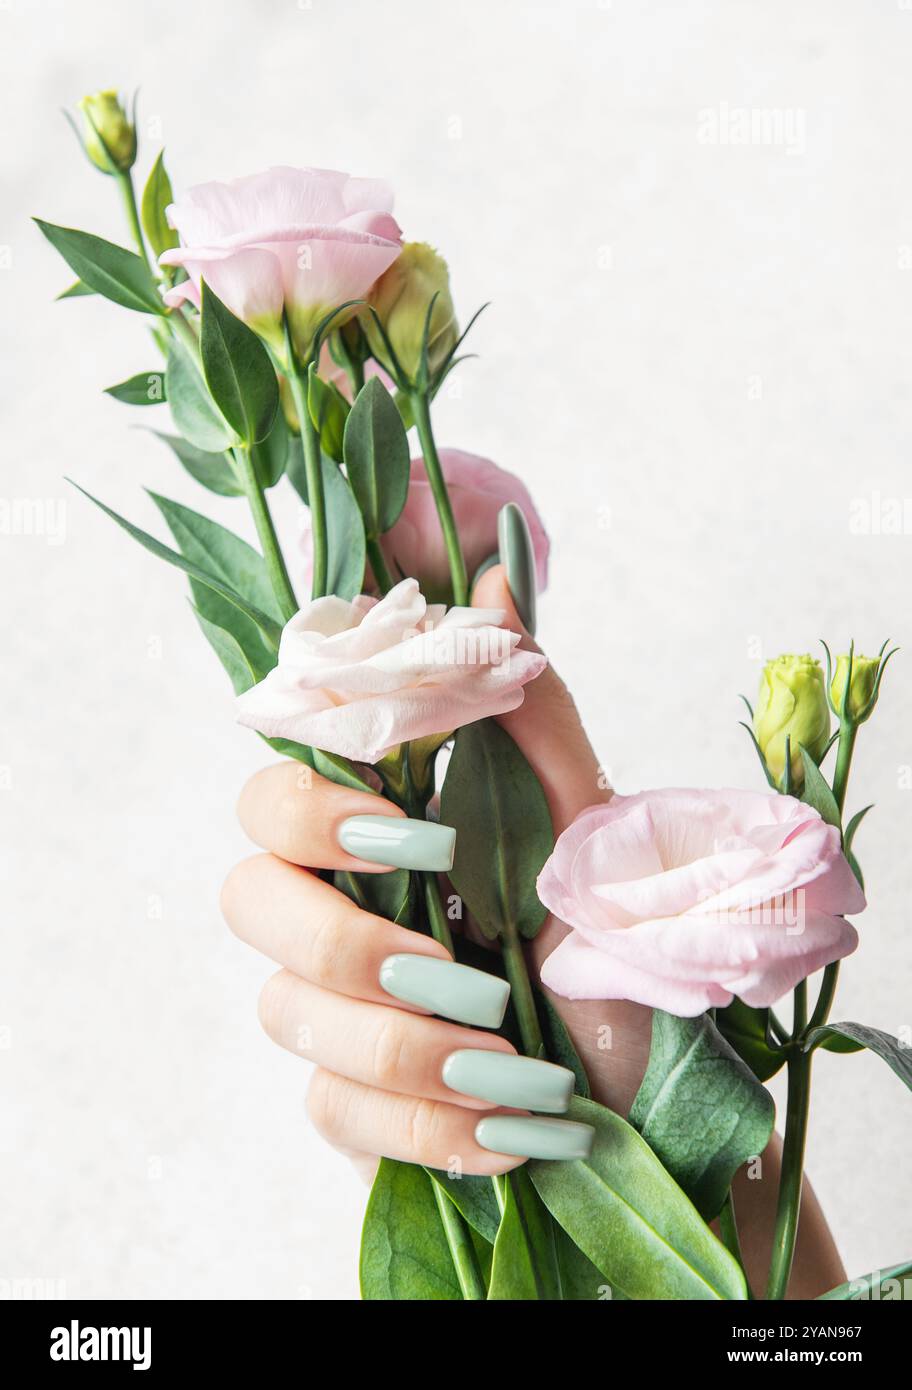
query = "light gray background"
(2, 0, 911, 1300)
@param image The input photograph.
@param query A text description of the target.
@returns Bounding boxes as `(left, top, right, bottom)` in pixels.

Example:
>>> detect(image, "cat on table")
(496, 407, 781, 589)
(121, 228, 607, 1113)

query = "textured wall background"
(2, 0, 911, 1300)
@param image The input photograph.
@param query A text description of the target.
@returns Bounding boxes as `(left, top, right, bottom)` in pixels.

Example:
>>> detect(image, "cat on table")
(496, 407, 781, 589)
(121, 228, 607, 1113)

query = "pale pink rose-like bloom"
(379, 449, 550, 598)
(538, 788, 865, 1017)
(236, 577, 547, 763)
(160, 166, 402, 359)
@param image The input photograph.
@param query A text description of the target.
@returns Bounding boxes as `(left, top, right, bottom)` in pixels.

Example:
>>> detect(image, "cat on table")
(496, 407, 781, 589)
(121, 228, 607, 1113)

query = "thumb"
(472, 564, 612, 836)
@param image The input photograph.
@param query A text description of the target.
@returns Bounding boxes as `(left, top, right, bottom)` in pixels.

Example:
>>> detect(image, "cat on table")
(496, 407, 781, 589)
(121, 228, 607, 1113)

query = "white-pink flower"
(236, 578, 546, 763)
(537, 788, 865, 1017)
(160, 166, 402, 359)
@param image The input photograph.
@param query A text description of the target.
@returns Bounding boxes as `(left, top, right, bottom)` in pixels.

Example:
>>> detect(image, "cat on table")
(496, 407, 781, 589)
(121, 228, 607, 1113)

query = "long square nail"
(380, 955, 510, 1028)
(338, 814, 455, 871)
(475, 1115, 594, 1161)
(444, 1050, 574, 1114)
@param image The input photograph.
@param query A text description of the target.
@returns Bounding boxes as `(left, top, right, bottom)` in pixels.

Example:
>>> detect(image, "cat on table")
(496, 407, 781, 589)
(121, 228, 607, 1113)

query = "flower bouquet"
(39, 90, 911, 1303)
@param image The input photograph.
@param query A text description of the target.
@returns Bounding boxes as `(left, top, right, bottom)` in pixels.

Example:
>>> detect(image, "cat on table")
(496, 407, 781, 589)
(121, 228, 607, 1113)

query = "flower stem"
(233, 447, 298, 622)
(421, 871, 455, 955)
(289, 367, 328, 599)
(765, 1048, 812, 1300)
(500, 922, 545, 1059)
(411, 390, 468, 606)
(116, 170, 152, 271)
(366, 536, 394, 595)
(430, 1182, 486, 1300)
(831, 722, 858, 817)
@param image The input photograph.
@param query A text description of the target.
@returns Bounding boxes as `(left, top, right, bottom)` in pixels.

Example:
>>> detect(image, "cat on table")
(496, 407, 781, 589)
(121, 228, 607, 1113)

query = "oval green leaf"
(200, 281, 278, 448)
(529, 1096, 748, 1301)
(342, 375, 410, 537)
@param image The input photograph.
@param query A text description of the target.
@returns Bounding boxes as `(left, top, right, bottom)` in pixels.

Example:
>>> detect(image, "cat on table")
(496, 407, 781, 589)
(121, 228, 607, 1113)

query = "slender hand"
(222, 564, 845, 1295)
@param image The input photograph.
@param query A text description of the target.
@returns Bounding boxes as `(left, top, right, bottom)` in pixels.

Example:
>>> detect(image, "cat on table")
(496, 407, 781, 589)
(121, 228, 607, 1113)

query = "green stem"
(366, 536, 394, 595)
(792, 978, 807, 1036)
(807, 961, 840, 1033)
(719, 1189, 753, 1298)
(765, 1048, 812, 1300)
(349, 357, 366, 397)
(411, 390, 468, 605)
(116, 170, 153, 271)
(289, 368, 328, 599)
(234, 448, 298, 621)
(500, 923, 545, 1059)
(421, 871, 455, 955)
(431, 1182, 486, 1300)
(831, 722, 857, 818)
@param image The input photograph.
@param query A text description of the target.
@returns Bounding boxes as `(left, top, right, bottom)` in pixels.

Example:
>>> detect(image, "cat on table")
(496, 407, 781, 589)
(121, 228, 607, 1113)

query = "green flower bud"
(753, 654, 831, 788)
(364, 242, 458, 384)
(830, 653, 880, 722)
(78, 90, 136, 174)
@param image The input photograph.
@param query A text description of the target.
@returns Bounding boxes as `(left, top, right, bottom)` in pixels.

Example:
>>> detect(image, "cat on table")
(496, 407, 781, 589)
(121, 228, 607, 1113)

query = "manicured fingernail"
(380, 955, 510, 1028)
(444, 1050, 574, 1114)
(497, 502, 537, 635)
(338, 815, 456, 871)
(475, 1115, 594, 1161)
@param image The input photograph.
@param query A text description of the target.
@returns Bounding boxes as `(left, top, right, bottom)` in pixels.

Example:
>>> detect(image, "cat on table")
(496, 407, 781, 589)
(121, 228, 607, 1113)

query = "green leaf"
(250, 406, 288, 490)
(192, 608, 264, 695)
(287, 438, 366, 600)
(529, 1096, 748, 1301)
(536, 993, 591, 1099)
(805, 1022, 912, 1088)
(629, 1010, 775, 1221)
(360, 1159, 462, 1300)
(488, 1169, 562, 1300)
(166, 335, 234, 453)
(441, 719, 553, 940)
(200, 281, 278, 447)
(70, 481, 282, 647)
(148, 490, 282, 623)
(312, 749, 375, 793)
(149, 431, 242, 497)
(799, 746, 841, 828)
(342, 374, 410, 537)
(56, 278, 95, 300)
(140, 150, 179, 258)
(716, 998, 786, 1083)
(105, 370, 167, 405)
(35, 219, 164, 315)
(425, 1171, 501, 1245)
(307, 364, 350, 463)
(554, 1223, 617, 1299)
(818, 1260, 912, 1300)
(844, 804, 873, 857)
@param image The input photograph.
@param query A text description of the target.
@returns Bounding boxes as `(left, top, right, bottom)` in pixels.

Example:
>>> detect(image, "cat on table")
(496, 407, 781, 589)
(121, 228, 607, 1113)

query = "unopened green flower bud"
(78, 90, 136, 174)
(364, 242, 458, 384)
(754, 654, 830, 788)
(830, 653, 880, 722)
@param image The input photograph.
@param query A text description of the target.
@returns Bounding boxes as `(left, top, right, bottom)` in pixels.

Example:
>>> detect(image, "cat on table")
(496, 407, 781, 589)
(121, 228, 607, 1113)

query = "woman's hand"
(221, 564, 652, 1180)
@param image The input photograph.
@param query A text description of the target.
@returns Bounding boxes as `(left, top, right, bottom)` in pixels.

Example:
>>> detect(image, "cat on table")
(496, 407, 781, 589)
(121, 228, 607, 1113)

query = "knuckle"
(307, 1068, 354, 1147)
(257, 969, 294, 1042)
(305, 908, 347, 989)
(405, 1096, 443, 1158)
(370, 1015, 410, 1091)
(219, 854, 266, 934)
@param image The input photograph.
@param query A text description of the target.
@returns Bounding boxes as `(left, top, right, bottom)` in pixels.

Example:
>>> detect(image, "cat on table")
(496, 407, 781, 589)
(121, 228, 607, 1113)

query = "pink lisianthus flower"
(537, 788, 865, 1017)
(236, 577, 546, 763)
(378, 449, 549, 600)
(160, 166, 402, 360)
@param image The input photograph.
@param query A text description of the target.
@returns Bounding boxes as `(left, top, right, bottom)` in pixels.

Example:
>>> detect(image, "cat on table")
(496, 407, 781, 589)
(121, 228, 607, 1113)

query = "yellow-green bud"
(364, 242, 458, 383)
(78, 90, 136, 174)
(754, 654, 831, 787)
(830, 653, 879, 722)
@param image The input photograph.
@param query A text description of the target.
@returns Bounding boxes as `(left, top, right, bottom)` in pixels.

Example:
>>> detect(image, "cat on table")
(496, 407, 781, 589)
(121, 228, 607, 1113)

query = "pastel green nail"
(338, 814, 456, 871)
(497, 501, 537, 635)
(444, 1050, 574, 1114)
(475, 1115, 594, 1161)
(380, 955, 510, 1028)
